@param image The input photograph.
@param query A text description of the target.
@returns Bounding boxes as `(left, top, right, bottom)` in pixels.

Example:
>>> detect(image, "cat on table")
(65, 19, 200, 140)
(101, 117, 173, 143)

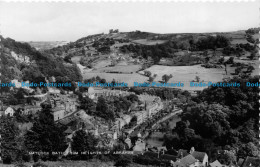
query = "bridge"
(150, 108, 183, 130)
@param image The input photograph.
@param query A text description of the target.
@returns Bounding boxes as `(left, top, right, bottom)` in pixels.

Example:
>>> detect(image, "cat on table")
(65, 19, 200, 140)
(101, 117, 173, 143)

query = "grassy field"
(253, 33, 260, 39)
(82, 72, 148, 85)
(71, 56, 82, 64)
(132, 39, 167, 45)
(230, 38, 248, 45)
(92, 59, 112, 69)
(93, 65, 142, 73)
(142, 65, 225, 91)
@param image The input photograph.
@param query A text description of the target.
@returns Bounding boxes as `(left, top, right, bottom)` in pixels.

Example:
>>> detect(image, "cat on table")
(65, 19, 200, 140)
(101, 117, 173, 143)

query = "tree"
(96, 97, 115, 121)
(176, 76, 259, 154)
(82, 48, 86, 55)
(141, 63, 148, 70)
(129, 116, 137, 127)
(79, 96, 96, 115)
(24, 107, 67, 154)
(238, 142, 259, 158)
(14, 163, 27, 167)
(195, 76, 200, 82)
(100, 78, 106, 83)
(0, 116, 24, 163)
(32, 162, 48, 167)
(248, 51, 257, 60)
(64, 54, 73, 63)
(246, 34, 255, 44)
(235, 67, 242, 75)
(247, 65, 255, 73)
(144, 71, 152, 77)
(111, 60, 117, 66)
(114, 155, 132, 167)
(71, 129, 98, 154)
(111, 78, 116, 86)
(205, 57, 210, 63)
(217, 151, 236, 165)
(162, 74, 173, 83)
(219, 57, 225, 64)
(226, 57, 234, 64)
(148, 76, 154, 83)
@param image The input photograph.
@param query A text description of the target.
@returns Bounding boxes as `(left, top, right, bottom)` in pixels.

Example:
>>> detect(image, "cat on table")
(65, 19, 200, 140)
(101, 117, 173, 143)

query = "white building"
(0, 107, 15, 117)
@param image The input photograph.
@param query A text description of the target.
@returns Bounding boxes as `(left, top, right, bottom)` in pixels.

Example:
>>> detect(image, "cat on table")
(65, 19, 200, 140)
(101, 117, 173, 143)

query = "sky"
(0, 1, 259, 41)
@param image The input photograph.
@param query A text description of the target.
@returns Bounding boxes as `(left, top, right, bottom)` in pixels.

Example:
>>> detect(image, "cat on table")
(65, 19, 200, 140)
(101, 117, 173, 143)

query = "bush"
(115, 157, 132, 167)
(22, 153, 31, 162)
(33, 154, 40, 162)
(2, 155, 12, 164)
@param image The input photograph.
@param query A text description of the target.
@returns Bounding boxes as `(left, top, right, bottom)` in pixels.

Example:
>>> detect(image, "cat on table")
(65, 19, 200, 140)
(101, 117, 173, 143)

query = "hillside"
(38, 28, 259, 89)
(0, 36, 82, 93)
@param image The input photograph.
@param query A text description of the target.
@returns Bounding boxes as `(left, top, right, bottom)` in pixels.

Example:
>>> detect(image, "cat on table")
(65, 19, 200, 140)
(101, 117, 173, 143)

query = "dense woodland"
(164, 76, 260, 165)
(0, 36, 82, 94)
(120, 35, 232, 64)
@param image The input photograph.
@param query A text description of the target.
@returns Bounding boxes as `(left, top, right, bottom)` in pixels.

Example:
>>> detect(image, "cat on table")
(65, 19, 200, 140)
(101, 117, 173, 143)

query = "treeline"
(245, 27, 260, 35)
(120, 35, 231, 64)
(193, 35, 230, 50)
(164, 76, 259, 164)
(78, 93, 140, 121)
(127, 31, 158, 40)
(129, 87, 191, 108)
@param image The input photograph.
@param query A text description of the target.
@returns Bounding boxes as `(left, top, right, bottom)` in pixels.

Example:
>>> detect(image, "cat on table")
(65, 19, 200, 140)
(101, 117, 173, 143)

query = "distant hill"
(39, 28, 258, 70)
(27, 41, 69, 51)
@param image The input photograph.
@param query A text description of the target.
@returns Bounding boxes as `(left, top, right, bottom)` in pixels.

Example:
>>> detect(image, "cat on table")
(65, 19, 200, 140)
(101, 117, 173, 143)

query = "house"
(177, 149, 189, 157)
(64, 126, 74, 136)
(210, 160, 224, 167)
(0, 107, 15, 117)
(172, 154, 198, 167)
(190, 148, 208, 166)
(133, 138, 146, 153)
(173, 147, 208, 167)
(134, 110, 148, 125)
(124, 137, 132, 149)
(161, 154, 178, 165)
(237, 158, 245, 167)
(13, 105, 41, 115)
(52, 106, 66, 121)
(142, 151, 178, 166)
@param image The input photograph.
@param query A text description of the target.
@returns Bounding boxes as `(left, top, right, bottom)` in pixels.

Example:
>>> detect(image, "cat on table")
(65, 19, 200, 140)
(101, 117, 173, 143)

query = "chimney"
(190, 147, 195, 154)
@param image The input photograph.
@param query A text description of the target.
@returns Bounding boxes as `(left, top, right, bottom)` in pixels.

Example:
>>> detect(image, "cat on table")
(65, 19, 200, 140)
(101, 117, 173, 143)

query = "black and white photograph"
(0, 1, 259, 167)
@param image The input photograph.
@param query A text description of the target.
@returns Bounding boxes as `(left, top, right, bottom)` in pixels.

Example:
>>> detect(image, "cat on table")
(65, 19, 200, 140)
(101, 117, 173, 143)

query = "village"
(0, 6, 258, 165)
(0, 76, 258, 167)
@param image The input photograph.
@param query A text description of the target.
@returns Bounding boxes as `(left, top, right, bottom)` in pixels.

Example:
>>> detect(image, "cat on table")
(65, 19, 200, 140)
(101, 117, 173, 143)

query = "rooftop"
(242, 156, 260, 167)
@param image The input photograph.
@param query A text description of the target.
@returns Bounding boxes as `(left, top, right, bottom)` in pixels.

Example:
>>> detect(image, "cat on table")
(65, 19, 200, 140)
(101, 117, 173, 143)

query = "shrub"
(22, 153, 31, 162)
(32, 154, 40, 162)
